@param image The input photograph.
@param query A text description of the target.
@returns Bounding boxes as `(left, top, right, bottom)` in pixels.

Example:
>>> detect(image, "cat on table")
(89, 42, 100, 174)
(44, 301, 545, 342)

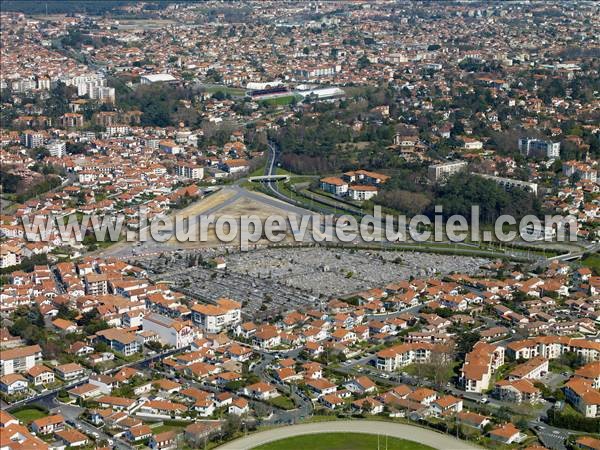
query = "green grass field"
(152, 424, 185, 434)
(12, 408, 47, 424)
(259, 94, 301, 106)
(582, 254, 600, 275)
(251, 433, 435, 450)
(267, 395, 296, 410)
(205, 86, 247, 96)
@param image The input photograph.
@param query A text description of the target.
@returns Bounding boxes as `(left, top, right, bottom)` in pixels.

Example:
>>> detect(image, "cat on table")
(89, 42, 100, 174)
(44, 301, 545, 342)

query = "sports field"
(251, 432, 435, 450)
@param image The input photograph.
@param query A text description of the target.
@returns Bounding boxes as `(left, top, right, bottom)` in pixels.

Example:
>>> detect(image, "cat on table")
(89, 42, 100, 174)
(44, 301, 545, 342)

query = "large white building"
(21, 130, 45, 149)
(294, 65, 340, 79)
(519, 138, 560, 159)
(0, 249, 19, 269)
(46, 140, 66, 158)
(562, 161, 597, 183)
(375, 343, 435, 372)
(564, 378, 600, 418)
(140, 73, 177, 84)
(428, 161, 468, 181)
(177, 163, 204, 180)
(89, 85, 115, 104)
(0, 345, 43, 376)
(191, 298, 241, 334)
(348, 185, 378, 201)
(477, 173, 538, 195)
(459, 342, 505, 393)
(142, 313, 196, 349)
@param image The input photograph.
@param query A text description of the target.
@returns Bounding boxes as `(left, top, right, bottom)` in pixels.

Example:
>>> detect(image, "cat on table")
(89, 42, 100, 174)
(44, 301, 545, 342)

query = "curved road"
(216, 420, 481, 450)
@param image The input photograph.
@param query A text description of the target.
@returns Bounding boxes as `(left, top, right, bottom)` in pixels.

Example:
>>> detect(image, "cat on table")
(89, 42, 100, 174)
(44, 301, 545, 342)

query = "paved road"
(2, 377, 89, 412)
(216, 420, 481, 450)
(534, 422, 568, 450)
(251, 350, 312, 425)
(53, 400, 132, 450)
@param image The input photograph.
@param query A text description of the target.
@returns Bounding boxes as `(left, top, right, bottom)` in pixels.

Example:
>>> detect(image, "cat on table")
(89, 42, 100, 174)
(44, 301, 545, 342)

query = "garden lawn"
(12, 408, 47, 424)
(582, 254, 600, 275)
(267, 395, 295, 410)
(152, 424, 185, 434)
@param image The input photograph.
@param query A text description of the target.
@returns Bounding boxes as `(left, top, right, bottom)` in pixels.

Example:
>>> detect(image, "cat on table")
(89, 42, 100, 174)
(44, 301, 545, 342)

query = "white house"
(320, 177, 348, 195)
(26, 365, 55, 386)
(348, 185, 378, 201)
(0, 345, 43, 376)
(142, 313, 195, 349)
(344, 376, 377, 395)
(243, 382, 279, 400)
(228, 397, 249, 416)
(305, 378, 337, 398)
(0, 374, 28, 395)
(431, 395, 463, 416)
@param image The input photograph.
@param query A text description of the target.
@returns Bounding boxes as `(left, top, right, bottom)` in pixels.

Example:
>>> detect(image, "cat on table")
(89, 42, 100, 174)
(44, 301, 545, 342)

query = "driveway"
(215, 420, 481, 450)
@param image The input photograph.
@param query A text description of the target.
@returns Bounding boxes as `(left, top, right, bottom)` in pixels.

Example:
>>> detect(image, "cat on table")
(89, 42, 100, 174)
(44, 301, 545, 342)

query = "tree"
(66, 141, 87, 155)
(495, 406, 512, 422)
(212, 91, 226, 101)
(206, 68, 222, 83)
(253, 402, 272, 419)
(0, 169, 21, 193)
(146, 341, 163, 352)
(457, 331, 481, 357)
(94, 341, 109, 353)
(431, 173, 540, 223)
(9, 305, 45, 344)
(45, 82, 75, 118)
(360, 399, 372, 416)
(357, 55, 370, 69)
(420, 343, 456, 387)
(57, 304, 77, 321)
(223, 413, 241, 438)
(557, 351, 584, 369)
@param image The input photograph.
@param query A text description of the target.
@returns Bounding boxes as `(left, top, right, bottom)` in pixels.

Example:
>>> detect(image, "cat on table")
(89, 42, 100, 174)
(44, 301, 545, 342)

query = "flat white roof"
(297, 87, 345, 98)
(141, 73, 177, 82)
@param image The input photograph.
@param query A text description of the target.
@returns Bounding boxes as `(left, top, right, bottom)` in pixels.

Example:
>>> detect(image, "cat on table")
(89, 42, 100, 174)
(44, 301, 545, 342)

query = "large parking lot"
(134, 247, 490, 320)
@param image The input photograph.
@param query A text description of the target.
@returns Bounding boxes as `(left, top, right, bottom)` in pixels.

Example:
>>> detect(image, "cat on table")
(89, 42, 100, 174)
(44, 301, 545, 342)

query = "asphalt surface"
(215, 420, 482, 450)
(37, 397, 132, 449)
(251, 350, 313, 425)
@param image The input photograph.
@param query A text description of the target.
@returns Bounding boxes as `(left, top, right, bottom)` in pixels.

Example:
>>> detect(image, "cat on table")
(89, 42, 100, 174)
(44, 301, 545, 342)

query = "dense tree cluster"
(0, 167, 63, 201)
(3, 1, 151, 15)
(430, 173, 542, 222)
(115, 83, 201, 128)
(547, 408, 600, 433)
(373, 172, 541, 223)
